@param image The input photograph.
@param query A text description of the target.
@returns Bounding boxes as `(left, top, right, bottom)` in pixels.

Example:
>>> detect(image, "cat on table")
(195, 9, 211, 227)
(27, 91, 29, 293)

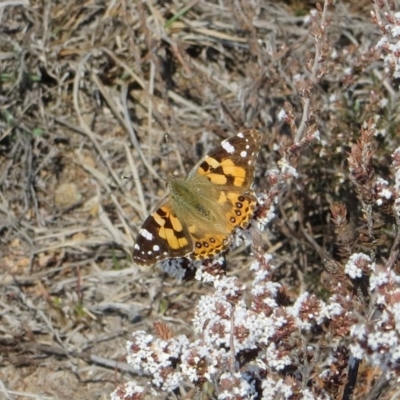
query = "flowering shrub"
(112, 1, 400, 399)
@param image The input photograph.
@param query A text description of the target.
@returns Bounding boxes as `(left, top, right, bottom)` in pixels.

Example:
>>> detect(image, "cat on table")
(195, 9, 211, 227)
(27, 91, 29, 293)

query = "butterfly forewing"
(192, 129, 261, 190)
(133, 129, 262, 266)
(133, 199, 193, 265)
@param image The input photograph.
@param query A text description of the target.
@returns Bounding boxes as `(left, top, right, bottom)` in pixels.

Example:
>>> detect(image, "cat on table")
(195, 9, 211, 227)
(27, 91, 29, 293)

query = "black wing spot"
(200, 161, 211, 172)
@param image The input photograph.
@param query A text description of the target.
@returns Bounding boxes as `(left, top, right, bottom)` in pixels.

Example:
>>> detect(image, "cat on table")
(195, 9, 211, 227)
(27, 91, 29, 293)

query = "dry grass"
(1, 0, 399, 399)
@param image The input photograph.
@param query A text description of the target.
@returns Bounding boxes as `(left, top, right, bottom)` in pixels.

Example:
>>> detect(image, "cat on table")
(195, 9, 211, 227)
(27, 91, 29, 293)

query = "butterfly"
(133, 129, 262, 266)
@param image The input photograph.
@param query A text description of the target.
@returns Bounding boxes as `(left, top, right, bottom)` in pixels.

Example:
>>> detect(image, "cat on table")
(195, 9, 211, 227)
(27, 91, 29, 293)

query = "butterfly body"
(133, 129, 261, 266)
(169, 177, 215, 220)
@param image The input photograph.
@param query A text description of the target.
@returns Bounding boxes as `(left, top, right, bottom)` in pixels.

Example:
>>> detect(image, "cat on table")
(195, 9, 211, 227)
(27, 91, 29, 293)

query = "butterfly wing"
(186, 129, 261, 259)
(189, 129, 261, 191)
(133, 198, 193, 266)
(187, 191, 257, 260)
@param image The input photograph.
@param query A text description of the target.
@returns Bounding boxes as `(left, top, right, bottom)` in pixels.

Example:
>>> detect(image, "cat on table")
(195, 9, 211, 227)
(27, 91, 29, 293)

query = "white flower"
(344, 253, 371, 279)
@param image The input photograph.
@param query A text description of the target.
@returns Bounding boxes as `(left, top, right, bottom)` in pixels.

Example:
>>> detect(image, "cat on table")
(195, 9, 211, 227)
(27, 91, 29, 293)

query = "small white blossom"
(290, 292, 309, 317)
(277, 109, 287, 121)
(344, 253, 371, 279)
(261, 377, 294, 400)
(370, 268, 390, 291)
(111, 381, 144, 400)
(264, 342, 291, 371)
(195, 266, 220, 282)
(349, 343, 365, 360)
(218, 372, 257, 399)
(391, 25, 400, 37)
(344, 67, 352, 75)
(376, 36, 388, 48)
(326, 301, 343, 317)
(350, 323, 367, 340)
(278, 157, 299, 178)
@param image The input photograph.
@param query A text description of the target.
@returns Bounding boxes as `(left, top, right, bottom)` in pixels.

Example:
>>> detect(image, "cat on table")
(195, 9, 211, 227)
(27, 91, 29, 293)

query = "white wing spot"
(222, 140, 235, 154)
(140, 229, 153, 241)
(246, 144, 250, 149)
(237, 132, 244, 138)
(153, 244, 160, 251)
(240, 150, 247, 158)
(134, 243, 140, 250)
(147, 251, 152, 255)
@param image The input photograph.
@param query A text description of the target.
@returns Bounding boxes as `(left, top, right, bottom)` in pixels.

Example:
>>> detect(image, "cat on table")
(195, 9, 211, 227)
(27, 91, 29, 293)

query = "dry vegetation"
(1, 0, 400, 399)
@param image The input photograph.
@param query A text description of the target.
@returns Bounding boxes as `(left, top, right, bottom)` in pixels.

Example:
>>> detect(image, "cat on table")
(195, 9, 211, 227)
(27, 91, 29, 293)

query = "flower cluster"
(373, 3, 400, 78)
(114, 253, 385, 399)
(125, 330, 188, 392)
(350, 264, 400, 374)
(112, 239, 400, 399)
